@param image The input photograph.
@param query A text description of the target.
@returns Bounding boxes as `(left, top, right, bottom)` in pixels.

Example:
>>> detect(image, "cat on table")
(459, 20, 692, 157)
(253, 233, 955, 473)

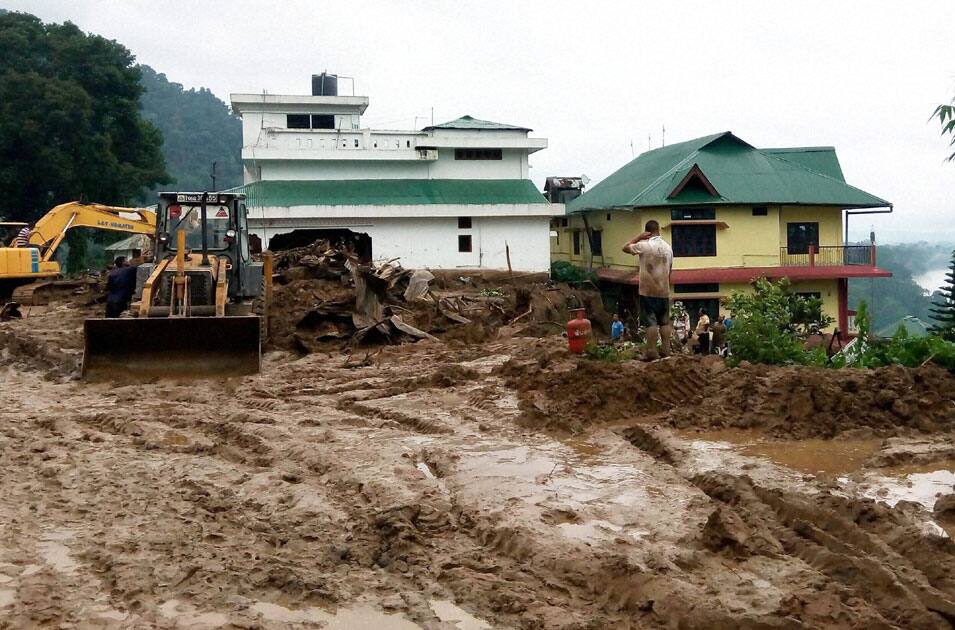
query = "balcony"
(779, 245, 875, 267)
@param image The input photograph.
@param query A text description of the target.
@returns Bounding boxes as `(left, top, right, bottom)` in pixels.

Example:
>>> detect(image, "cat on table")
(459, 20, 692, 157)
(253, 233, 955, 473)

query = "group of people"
(676, 308, 732, 355)
(609, 220, 734, 360)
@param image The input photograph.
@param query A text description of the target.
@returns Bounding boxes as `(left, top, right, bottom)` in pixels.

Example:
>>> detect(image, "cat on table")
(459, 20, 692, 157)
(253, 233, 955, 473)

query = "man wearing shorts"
(622, 220, 673, 360)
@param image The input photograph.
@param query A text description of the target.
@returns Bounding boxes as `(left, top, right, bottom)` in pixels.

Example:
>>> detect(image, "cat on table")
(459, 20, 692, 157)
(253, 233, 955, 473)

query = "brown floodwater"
(676, 428, 883, 477)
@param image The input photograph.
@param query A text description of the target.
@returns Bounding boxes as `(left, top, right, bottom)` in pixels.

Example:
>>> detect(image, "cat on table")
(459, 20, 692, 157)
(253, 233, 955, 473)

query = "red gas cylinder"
(567, 308, 592, 353)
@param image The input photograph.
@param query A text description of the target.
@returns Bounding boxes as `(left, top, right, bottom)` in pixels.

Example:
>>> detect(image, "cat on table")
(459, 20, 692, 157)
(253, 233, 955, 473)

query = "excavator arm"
(19, 202, 156, 262)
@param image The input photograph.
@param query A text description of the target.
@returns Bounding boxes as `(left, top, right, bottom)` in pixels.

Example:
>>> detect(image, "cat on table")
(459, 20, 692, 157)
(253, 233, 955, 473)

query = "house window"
(560, 218, 568, 227)
(752, 206, 768, 216)
(454, 148, 503, 160)
(458, 235, 472, 252)
(606, 213, 612, 221)
(787, 222, 819, 254)
(287, 114, 311, 129)
(589, 231, 603, 255)
(671, 208, 716, 221)
(458, 216, 472, 229)
(674, 283, 719, 293)
(312, 114, 335, 129)
(672, 224, 716, 257)
(573, 231, 581, 256)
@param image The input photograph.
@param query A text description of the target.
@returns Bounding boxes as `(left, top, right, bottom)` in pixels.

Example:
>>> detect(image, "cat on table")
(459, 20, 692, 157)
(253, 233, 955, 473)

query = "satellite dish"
(580, 174, 591, 186)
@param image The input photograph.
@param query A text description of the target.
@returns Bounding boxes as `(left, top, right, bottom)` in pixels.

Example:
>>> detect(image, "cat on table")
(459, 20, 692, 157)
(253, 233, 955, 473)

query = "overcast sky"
(5, 0, 954, 243)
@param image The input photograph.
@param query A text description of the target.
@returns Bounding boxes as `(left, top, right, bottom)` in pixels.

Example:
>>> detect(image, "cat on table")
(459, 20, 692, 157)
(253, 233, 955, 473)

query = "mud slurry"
(2, 309, 955, 628)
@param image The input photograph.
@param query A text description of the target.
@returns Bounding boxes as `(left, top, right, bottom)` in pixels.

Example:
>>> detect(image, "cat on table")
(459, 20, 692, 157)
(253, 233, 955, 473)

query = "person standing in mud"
(694, 308, 711, 354)
(105, 256, 139, 318)
(710, 314, 727, 355)
(622, 220, 673, 360)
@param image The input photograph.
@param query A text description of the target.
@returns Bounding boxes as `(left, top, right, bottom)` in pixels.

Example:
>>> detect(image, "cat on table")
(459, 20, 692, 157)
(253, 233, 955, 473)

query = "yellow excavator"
(82, 191, 272, 379)
(0, 202, 156, 305)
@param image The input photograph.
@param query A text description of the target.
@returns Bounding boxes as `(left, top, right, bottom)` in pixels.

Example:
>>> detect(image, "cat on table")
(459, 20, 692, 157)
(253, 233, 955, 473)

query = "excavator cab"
(82, 192, 271, 380)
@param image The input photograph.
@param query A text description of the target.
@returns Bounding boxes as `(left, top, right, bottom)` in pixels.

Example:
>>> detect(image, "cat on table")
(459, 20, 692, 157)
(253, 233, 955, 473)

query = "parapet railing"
(779, 244, 875, 267)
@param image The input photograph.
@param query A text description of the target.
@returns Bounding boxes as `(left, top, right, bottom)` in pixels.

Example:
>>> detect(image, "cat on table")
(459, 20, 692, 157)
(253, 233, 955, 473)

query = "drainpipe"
(581, 213, 595, 272)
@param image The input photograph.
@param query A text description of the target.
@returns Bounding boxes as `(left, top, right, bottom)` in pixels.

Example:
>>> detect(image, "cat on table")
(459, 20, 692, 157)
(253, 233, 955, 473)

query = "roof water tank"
(311, 73, 338, 96)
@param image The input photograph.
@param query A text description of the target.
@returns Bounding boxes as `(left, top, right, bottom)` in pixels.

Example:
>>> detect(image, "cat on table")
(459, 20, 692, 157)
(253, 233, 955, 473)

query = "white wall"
(259, 160, 430, 180)
(253, 215, 552, 271)
(428, 148, 527, 179)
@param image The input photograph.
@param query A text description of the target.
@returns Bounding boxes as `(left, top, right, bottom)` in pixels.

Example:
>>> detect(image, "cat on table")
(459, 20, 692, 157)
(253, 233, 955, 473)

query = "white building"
(230, 79, 562, 271)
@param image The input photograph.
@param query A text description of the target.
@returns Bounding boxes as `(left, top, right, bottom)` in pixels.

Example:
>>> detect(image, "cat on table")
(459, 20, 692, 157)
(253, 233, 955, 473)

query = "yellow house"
(551, 132, 892, 336)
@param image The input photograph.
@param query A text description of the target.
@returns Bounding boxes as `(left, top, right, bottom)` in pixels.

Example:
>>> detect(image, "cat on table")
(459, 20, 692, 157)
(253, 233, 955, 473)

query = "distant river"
(915, 268, 949, 293)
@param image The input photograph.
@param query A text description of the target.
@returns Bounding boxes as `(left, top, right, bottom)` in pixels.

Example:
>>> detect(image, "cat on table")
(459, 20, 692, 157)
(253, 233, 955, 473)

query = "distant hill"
(849, 242, 953, 331)
(138, 65, 242, 199)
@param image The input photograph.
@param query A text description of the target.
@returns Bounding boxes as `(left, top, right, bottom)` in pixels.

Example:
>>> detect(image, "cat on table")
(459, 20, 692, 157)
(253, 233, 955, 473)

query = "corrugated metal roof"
(567, 132, 890, 213)
(237, 179, 548, 207)
(762, 147, 846, 181)
(422, 115, 531, 132)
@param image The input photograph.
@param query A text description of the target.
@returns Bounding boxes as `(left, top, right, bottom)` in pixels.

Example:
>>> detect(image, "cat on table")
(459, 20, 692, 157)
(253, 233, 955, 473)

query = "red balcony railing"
(779, 244, 875, 267)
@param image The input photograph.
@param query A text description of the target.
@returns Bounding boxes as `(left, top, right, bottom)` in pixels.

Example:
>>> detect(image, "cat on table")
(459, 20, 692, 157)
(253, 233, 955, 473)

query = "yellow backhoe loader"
(82, 192, 272, 380)
(0, 202, 156, 305)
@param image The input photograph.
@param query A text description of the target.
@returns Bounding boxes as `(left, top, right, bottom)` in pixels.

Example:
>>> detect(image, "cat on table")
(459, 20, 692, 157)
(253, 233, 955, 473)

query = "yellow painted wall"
(550, 205, 845, 271)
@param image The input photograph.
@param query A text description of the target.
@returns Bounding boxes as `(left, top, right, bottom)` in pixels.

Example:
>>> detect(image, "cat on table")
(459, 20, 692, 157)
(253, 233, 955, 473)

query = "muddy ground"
(1, 301, 955, 629)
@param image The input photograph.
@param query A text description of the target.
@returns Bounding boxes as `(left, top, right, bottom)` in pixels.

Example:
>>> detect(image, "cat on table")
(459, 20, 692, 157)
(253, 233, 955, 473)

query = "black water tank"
(311, 73, 338, 96)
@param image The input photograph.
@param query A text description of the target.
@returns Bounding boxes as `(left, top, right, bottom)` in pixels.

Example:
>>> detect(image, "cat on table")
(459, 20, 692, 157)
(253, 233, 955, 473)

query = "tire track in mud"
(621, 423, 955, 628)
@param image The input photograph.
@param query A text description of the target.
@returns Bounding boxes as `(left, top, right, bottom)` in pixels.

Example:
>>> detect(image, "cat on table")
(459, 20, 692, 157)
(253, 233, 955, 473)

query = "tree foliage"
(932, 97, 955, 162)
(847, 301, 955, 373)
(724, 277, 832, 366)
(0, 12, 168, 222)
(138, 65, 242, 197)
(929, 249, 955, 341)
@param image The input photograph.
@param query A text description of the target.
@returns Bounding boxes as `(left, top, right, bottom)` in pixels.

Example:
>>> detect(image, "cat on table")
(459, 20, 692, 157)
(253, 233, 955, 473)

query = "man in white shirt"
(622, 220, 673, 360)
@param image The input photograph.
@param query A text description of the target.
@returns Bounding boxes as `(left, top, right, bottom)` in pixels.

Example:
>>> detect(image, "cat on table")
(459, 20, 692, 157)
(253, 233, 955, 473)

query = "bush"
(584, 342, 638, 362)
(724, 277, 830, 366)
(849, 301, 955, 373)
(551, 260, 597, 284)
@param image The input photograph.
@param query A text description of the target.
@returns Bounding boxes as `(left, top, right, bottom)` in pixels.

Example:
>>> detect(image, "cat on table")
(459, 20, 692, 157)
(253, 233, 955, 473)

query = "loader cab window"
(166, 204, 231, 251)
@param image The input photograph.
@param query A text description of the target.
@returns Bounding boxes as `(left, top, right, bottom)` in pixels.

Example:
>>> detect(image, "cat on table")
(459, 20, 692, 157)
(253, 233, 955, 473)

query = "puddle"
(251, 601, 422, 629)
(429, 599, 491, 629)
(159, 599, 229, 627)
(562, 436, 604, 458)
(37, 531, 79, 576)
(847, 470, 955, 510)
(678, 429, 881, 476)
(466, 445, 559, 481)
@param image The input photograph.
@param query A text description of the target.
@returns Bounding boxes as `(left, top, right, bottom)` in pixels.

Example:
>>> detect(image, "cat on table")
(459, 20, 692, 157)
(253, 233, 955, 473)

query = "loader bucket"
(82, 316, 261, 380)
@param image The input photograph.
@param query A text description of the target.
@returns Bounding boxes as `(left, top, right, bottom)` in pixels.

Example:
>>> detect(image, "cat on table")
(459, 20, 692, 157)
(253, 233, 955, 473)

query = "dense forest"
(848, 242, 953, 331)
(138, 65, 242, 198)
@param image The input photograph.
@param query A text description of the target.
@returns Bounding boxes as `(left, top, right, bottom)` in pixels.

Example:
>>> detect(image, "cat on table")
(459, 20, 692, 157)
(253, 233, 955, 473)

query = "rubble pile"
(267, 240, 610, 352)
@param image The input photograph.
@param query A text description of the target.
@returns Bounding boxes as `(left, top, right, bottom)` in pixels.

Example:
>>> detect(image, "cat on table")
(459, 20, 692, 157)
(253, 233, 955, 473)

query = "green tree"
(0, 11, 168, 222)
(929, 250, 955, 341)
(932, 96, 955, 161)
(138, 65, 242, 197)
(725, 277, 832, 366)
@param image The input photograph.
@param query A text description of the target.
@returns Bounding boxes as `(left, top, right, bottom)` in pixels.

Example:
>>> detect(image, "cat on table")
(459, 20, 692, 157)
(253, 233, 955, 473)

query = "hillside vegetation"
(138, 65, 242, 198)
(849, 242, 952, 330)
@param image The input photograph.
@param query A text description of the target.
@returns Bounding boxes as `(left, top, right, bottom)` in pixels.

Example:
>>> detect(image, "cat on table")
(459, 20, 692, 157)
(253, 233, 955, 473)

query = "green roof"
(237, 179, 547, 207)
(423, 115, 531, 132)
(567, 132, 890, 213)
(876, 316, 931, 339)
(762, 147, 846, 181)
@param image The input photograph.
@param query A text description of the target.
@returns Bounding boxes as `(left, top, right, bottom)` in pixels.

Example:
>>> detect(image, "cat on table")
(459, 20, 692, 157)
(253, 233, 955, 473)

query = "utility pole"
(210, 161, 217, 191)
(662, 124, 666, 147)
